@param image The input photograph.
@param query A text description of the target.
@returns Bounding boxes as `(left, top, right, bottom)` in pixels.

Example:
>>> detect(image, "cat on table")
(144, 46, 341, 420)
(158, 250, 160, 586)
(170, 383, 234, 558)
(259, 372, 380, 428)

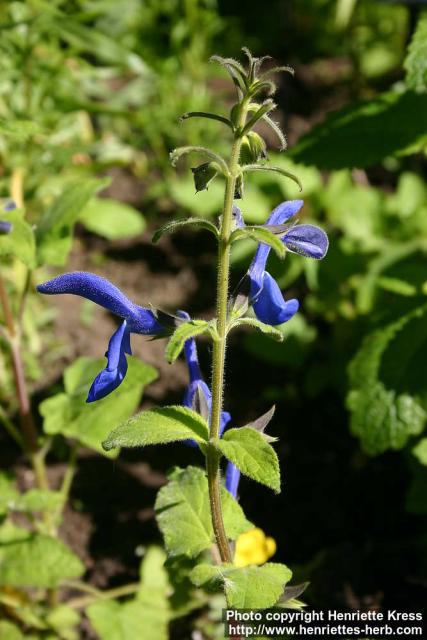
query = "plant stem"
(67, 582, 141, 610)
(0, 273, 49, 491)
(207, 98, 248, 564)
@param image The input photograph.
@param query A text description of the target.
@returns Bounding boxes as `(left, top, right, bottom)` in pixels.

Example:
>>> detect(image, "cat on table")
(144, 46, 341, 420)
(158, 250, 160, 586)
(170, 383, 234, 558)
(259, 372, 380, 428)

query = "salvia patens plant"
(37, 49, 328, 611)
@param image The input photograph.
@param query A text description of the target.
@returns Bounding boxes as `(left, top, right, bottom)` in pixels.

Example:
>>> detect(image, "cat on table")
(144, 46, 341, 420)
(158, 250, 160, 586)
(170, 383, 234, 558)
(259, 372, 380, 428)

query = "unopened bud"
(240, 131, 267, 164)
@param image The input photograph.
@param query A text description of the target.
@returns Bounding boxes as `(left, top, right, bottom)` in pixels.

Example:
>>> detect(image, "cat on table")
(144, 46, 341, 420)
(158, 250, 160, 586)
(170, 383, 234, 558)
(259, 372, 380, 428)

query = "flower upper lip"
(37, 271, 175, 401)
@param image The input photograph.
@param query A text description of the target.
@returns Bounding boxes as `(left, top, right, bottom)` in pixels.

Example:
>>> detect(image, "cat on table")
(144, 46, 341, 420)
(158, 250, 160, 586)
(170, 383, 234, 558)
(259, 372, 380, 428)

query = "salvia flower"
(246, 200, 328, 326)
(225, 461, 241, 499)
(37, 271, 175, 402)
(0, 200, 16, 234)
(0, 220, 12, 235)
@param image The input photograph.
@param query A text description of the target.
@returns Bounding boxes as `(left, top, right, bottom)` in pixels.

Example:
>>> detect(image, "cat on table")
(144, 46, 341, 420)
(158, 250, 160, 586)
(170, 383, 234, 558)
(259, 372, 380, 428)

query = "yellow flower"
(234, 527, 277, 567)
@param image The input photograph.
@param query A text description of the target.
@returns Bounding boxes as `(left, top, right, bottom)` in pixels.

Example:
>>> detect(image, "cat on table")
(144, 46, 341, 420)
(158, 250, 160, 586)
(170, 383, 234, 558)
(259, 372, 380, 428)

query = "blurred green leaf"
(291, 92, 427, 169)
(0, 119, 41, 140)
(347, 303, 427, 454)
(412, 438, 427, 466)
(36, 178, 110, 266)
(40, 356, 157, 456)
(405, 11, 427, 93)
(155, 466, 252, 558)
(79, 198, 145, 240)
(0, 533, 84, 588)
(0, 621, 24, 640)
(0, 208, 35, 267)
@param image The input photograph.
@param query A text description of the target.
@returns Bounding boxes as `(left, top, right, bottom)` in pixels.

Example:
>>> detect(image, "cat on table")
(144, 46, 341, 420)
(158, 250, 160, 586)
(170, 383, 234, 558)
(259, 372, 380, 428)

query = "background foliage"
(1, 0, 427, 637)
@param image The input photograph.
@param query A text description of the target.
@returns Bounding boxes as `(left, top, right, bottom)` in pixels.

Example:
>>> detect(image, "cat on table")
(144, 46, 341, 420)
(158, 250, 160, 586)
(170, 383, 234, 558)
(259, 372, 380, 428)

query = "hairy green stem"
(207, 98, 248, 564)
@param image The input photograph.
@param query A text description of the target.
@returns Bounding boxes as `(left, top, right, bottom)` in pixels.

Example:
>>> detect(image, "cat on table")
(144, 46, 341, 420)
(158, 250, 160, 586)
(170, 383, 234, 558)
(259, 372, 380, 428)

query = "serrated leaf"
(233, 317, 284, 342)
(103, 406, 209, 451)
(291, 91, 427, 169)
(165, 320, 210, 364)
(347, 303, 427, 454)
(190, 562, 292, 608)
(0, 533, 84, 588)
(155, 466, 252, 557)
(214, 427, 281, 493)
(405, 12, 427, 93)
(152, 218, 218, 243)
(230, 226, 285, 259)
(0, 208, 35, 267)
(79, 198, 145, 239)
(36, 178, 110, 266)
(40, 356, 157, 457)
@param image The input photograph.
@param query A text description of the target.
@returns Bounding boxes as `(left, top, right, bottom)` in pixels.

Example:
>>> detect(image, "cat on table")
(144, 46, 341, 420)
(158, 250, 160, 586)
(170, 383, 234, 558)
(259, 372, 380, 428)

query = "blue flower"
(0, 220, 12, 235)
(37, 271, 174, 402)
(225, 461, 241, 499)
(0, 201, 16, 234)
(246, 200, 328, 326)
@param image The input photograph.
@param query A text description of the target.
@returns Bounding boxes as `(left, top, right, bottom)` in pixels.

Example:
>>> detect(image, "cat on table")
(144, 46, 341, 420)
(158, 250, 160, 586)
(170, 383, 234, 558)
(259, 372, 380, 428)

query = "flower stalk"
(207, 97, 249, 563)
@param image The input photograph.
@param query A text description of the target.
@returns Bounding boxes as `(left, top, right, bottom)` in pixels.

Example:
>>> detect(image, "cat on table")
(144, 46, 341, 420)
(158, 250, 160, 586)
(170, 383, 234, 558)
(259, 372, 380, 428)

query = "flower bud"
(240, 131, 267, 164)
(191, 162, 218, 192)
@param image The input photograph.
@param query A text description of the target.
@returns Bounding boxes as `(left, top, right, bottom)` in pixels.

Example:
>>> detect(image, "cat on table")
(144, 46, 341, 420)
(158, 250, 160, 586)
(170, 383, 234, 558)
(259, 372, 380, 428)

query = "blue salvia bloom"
(225, 461, 241, 499)
(244, 200, 328, 326)
(0, 200, 16, 234)
(37, 271, 174, 402)
(0, 220, 12, 235)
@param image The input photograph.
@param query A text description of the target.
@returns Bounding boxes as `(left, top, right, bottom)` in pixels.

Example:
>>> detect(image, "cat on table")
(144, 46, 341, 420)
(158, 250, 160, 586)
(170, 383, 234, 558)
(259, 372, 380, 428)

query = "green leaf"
(87, 597, 168, 640)
(36, 178, 110, 266)
(0, 533, 84, 588)
(191, 562, 292, 608)
(103, 406, 209, 451)
(347, 303, 427, 454)
(152, 218, 219, 243)
(0, 473, 18, 516)
(291, 91, 427, 169)
(155, 466, 252, 558)
(165, 320, 211, 364)
(0, 621, 24, 640)
(0, 208, 35, 267)
(412, 438, 427, 466)
(214, 427, 281, 493)
(40, 356, 157, 457)
(45, 605, 80, 640)
(9, 489, 64, 514)
(232, 317, 284, 342)
(230, 226, 285, 259)
(79, 198, 145, 240)
(0, 119, 41, 140)
(405, 12, 427, 93)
